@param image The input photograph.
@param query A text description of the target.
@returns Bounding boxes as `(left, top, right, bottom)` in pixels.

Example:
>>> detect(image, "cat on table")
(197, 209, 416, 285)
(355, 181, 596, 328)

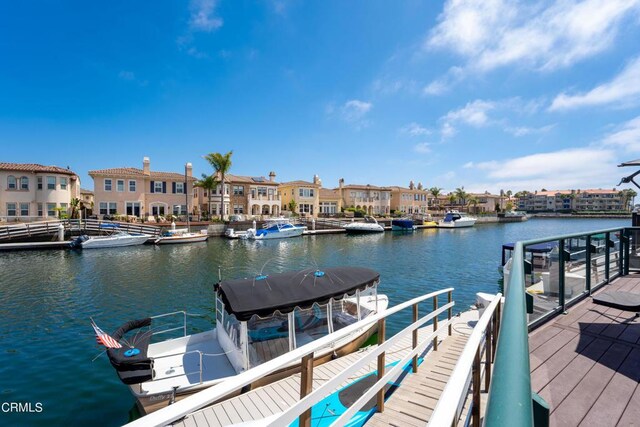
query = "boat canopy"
(216, 267, 380, 321)
(502, 242, 558, 253)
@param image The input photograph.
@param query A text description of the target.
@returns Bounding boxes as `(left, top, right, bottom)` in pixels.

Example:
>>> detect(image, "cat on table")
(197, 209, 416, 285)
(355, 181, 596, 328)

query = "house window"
(47, 203, 56, 216)
(116, 180, 124, 192)
(125, 202, 141, 216)
(37, 176, 43, 190)
(154, 181, 163, 193)
(47, 176, 56, 190)
(7, 176, 16, 190)
(233, 204, 244, 214)
(20, 176, 29, 190)
(129, 180, 136, 192)
(20, 203, 29, 216)
(233, 185, 244, 195)
(299, 188, 314, 198)
(37, 203, 43, 216)
(319, 202, 337, 214)
(299, 203, 313, 214)
(6, 203, 16, 216)
(257, 187, 267, 196)
(176, 182, 185, 194)
(151, 204, 166, 216)
(60, 177, 67, 190)
(99, 202, 117, 215)
(60, 203, 68, 214)
(104, 179, 112, 191)
(173, 205, 187, 215)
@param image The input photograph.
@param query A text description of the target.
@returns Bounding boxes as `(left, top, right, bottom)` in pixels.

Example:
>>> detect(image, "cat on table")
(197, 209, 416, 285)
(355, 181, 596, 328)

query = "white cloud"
(504, 124, 555, 136)
(187, 46, 209, 59)
(427, 0, 640, 74)
(423, 79, 448, 96)
(189, 0, 223, 32)
(341, 100, 373, 126)
(444, 100, 495, 127)
(602, 115, 640, 152)
(550, 56, 640, 110)
(441, 122, 456, 138)
(414, 143, 431, 154)
(401, 122, 431, 137)
(463, 161, 475, 168)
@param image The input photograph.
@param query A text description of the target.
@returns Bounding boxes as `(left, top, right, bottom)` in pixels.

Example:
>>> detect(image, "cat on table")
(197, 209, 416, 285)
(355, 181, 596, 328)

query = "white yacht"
(154, 222, 209, 244)
(95, 266, 388, 414)
(245, 218, 306, 240)
(72, 230, 151, 249)
(438, 210, 477, 228)
(343, 216, 385, 233)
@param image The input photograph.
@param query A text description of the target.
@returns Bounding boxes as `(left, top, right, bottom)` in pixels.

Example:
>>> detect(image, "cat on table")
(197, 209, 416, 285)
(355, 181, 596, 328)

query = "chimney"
(339, 178, 344, 189)
(417, 182, 423, 190)
(313, 174, 322, 186)
(269, 171, 276, 182)
(143, 157, 150, 176)
(186, 162, 193, 177)
(409, 180, 415, 190)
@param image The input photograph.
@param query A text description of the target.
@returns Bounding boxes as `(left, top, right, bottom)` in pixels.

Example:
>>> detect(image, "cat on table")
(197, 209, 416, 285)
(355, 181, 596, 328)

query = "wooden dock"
(0, 240, 71, 251)
(172, 311, 478, 427)
(529, 274, 640, 426)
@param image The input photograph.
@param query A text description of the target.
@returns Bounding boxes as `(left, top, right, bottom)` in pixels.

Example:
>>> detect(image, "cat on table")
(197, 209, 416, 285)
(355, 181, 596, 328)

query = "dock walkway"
(529, 274, 640, 426)
(173, 311, 477, 427)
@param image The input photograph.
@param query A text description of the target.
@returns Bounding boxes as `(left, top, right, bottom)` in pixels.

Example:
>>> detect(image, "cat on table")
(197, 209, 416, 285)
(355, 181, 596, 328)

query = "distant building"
(89, 157, 196, 219)
(193, 172, 280, 218)
(389, 181, 430, 215)
(318, 187, 342, 216)
(467, 192, 503, 213)
(279, 175, 322, 218)
(0, 162, 80, 220)
(338, 179, 392, 216)
(517, 189, 629, 212)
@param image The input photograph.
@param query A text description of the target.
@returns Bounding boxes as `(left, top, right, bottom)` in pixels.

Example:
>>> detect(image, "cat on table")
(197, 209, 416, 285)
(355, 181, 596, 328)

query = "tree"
(454, 186, 468, 208)
(467, 195, 479, 214)
(70, 197, 80, 219)
(195, 173, 220, 219)
(429, 187, 442, 210)
(628, 189, 638, 210)
(204, 151, 233, 220)
(447, 193, 457, 209)
(288, 199, 298, 215)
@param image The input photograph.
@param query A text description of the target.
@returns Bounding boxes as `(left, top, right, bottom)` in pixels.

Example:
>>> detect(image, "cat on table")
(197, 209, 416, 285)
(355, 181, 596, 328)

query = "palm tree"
(429, 187, 442, 210)
(467, 195, 480, 214)
(454, 187, 468, 209)
(447, 193, 457, 209)
(628, 189, 638, 210)
(70, 197, 80, 219)
(195, 173, 219, 219)
(204, 151, 233, 219)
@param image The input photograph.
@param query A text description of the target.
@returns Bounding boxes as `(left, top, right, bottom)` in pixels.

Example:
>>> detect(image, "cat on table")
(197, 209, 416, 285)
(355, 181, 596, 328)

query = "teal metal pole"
(558, 239, 565, 311)
(585, 235, 591, 294)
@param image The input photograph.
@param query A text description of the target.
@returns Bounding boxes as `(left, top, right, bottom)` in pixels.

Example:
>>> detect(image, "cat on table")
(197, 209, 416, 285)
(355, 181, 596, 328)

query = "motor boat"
(154, 222, 208, 244)
(343, 216, 384, 233)
(224, 228, 248, 239)
(72, 230, 151, 249)
(391, 218, 416, 231)
(94, 266, 388, 414)
(437, 210, 477, 228)
(245, 218, 306, 240)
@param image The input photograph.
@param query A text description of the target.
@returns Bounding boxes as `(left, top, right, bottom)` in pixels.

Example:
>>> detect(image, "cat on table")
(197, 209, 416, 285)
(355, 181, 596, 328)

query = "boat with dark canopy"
(94, 266, 388, 414)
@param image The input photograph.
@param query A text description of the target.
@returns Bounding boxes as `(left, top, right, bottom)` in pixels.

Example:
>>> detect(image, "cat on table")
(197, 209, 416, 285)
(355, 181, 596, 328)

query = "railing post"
(376, 318, 386, 413)
(472, 348, 481, 427)
(605, 232, 610, 283)
(299, 352, 314, 427)
(558, 239, 565, 312)
(619, 228, 625, 277)
(485, 321, 492, 392)
(447, 290, 452, 336)
(624, 228, 630, 275)
(433, 295, 439, 351)
(585, 235, 592, 294)
(412, 303, 418, 373)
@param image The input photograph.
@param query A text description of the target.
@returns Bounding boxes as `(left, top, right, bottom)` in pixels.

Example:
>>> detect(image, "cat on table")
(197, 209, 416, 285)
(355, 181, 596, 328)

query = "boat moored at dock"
(154, 222, 208, 244)
(94, 266, 388, 414)
(72, 230, 151, 249)
(437, 210, 477, 228)
(245, 218, 306, 240)
(391, 218, 416, 231)
(343, 216, 384, 234)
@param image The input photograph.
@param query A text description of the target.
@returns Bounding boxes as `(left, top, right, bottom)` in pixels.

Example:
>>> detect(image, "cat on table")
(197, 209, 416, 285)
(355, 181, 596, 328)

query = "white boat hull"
(246, 226, 305, 240)
(438, 218, 477, 228)
(343, 224, 384, 233)
(80, 234, 150, 248)
(154, 233, 209, 244)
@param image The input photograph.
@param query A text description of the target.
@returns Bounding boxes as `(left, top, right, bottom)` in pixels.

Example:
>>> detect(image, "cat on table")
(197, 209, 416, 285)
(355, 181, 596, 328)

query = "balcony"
(248, 194, 280, 203)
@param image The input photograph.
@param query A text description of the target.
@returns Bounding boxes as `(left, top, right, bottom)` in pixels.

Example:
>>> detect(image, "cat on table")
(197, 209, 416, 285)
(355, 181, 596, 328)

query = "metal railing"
(124, 288, 455, 427)
(485, 226, 634, 426)
(150, 311, 189, 337)
(430, 292, 501, 427)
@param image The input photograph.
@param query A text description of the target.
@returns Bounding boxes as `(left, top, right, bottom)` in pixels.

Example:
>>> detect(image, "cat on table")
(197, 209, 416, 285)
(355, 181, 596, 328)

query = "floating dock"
(0, 240, 71, 251)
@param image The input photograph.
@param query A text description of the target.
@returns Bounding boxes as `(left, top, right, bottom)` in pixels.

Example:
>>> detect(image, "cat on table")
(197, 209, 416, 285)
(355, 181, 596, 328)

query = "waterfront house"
(338, 179, 392, 216)
(279, 176, 321, 218)
(193, 172, 280, 218)
(318, 187, 342, 217)
(89, 157, 196, 220)
(467, 191, 503, 214)
(0, 162, 80, 221)
(389, 181, 430, 215)
(517, 189, 628, 212)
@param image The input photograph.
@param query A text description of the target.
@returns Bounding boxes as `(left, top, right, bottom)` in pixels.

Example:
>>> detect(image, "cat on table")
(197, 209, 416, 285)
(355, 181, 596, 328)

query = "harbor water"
(0, 218, 627, 426)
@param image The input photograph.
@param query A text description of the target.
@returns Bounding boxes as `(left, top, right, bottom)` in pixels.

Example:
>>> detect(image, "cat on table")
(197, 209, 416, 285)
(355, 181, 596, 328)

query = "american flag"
(90, 319, 122, 349)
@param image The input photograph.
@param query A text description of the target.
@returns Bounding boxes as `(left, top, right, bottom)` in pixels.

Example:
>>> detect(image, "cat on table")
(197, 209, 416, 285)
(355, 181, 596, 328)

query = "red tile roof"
(88, 167, 195, 181)
(0, 162, 77, 176)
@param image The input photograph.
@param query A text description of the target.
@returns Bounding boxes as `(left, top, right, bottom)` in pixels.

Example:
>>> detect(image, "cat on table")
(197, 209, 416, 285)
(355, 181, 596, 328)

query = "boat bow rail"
(124, 287, 455, 427)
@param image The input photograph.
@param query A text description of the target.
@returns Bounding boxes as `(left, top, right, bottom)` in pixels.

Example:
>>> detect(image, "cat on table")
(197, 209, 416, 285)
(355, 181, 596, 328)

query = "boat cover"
(216, 267, 379, 321)
(502, 242, 558, 253)
(106, 317, 154, 385)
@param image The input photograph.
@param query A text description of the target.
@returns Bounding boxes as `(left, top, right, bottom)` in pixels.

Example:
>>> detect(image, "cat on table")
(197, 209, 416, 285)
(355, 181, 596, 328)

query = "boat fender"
(314, 271, 325, 277)
(124, 348, 141, 357)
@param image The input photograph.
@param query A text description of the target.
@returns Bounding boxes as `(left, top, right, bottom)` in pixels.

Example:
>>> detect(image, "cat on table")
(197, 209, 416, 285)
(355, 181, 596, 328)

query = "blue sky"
(1, 0, 640, 193)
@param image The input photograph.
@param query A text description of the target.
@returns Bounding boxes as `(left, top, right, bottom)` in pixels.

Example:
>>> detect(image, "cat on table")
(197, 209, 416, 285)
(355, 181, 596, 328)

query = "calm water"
(0, 218, 628, 426)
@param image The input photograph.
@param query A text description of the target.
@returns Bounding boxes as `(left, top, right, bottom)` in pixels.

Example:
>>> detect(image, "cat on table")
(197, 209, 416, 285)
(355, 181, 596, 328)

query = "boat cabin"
(214, 266, 381, 372)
